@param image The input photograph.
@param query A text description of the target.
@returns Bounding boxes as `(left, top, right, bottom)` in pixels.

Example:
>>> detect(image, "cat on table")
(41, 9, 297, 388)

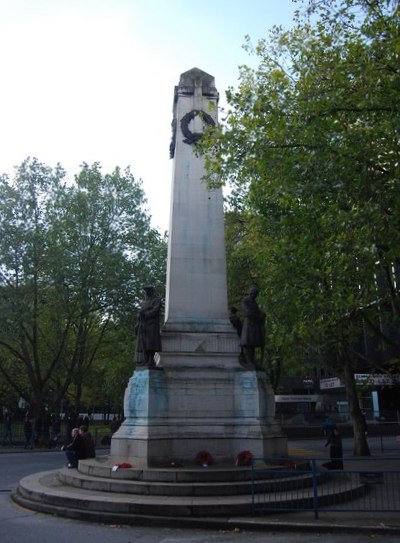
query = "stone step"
(80, 458, 253, 482)
(59, 466, 320, 497)
(14, 470, 254, 517)
(12, 468, 367, 520)
(78, 456, 310, 483)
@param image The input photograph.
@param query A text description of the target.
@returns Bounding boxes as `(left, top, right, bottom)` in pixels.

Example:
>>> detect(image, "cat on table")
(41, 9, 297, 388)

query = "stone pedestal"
(110, 368, 287, 467)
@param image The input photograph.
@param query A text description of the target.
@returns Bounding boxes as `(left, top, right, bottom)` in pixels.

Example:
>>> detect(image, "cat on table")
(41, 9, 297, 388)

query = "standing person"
(61, 428, 87, 468)
(2, 410, 13, 446)
(41, 409, 51, 448)
(64, 411, 77, 445)
(50, 413, 61, 448)
(240, 285, 266, 369)
(79, 425, 96, 459)
(34, 413, 43, 447)
(82, 413, 90, 429)
(110, 416, 121, 434)
(322, 416, 336, 436)
(134, 285, 162, 369)
(23, 414, 34, 449)
(325, 426, 344, 469)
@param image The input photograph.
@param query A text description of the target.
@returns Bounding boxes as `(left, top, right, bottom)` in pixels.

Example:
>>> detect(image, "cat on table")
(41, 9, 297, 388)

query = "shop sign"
(275, 395, 320, 403)
(320, 377, 344, 390)
(354, 373, 400, 386)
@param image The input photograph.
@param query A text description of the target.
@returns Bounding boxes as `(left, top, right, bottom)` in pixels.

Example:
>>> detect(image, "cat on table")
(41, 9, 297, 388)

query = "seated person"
(62, 427, 87, 468)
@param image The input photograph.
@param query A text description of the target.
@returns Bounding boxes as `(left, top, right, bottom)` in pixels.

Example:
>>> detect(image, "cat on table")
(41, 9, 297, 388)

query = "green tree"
(201, 0, 400, 455)
(82, 324, 134, 417)
(0, 159, 167, 419)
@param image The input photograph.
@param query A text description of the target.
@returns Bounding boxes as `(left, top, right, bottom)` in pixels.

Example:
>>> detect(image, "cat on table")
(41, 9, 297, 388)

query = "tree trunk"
(74, 382, 82, 416)
(342, 360, 370, 456)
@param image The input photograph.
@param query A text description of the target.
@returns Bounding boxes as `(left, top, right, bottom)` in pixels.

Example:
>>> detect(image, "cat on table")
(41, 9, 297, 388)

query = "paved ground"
(1, 437, 400, 539)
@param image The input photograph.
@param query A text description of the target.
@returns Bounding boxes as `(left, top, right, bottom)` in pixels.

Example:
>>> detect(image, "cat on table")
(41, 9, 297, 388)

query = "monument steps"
(58, 466, 320, 497)
(12, 462, 367, 521)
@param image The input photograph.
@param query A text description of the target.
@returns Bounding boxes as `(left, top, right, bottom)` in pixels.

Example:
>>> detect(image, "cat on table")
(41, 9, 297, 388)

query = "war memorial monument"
(110, 67, 287, 466)
(11, 71, 380, 524)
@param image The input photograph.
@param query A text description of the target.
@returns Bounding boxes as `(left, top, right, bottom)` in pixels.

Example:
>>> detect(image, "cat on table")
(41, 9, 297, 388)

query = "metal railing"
(251, 456, 400, 519)
(278, 410, 400, 426)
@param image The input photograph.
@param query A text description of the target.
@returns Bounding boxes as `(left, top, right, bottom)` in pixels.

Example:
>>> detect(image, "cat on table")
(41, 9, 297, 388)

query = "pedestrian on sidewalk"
(23, 414, 34, 449)
(322, 415, 336, 436)
(2, 410, 13, 446)
(79, 425, 96, 459)
(324, 426, 343, 469)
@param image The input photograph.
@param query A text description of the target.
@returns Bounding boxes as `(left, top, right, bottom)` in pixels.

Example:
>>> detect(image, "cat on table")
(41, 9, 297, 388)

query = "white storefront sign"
(275, 395, 320, 403)
(354, 373, 400, 386)
(320, 374, 400, 390)
(320, 377, 344, 390)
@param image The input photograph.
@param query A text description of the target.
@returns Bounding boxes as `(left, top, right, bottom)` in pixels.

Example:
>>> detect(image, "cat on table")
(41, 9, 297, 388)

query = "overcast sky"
(0, 0, 297, 232)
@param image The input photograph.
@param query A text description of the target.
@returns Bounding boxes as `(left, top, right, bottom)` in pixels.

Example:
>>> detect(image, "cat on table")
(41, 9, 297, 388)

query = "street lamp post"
(303, 377, 314, 421)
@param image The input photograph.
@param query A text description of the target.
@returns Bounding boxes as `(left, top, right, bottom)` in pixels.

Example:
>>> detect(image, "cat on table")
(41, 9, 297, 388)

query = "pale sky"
(0, 0, 297, 233)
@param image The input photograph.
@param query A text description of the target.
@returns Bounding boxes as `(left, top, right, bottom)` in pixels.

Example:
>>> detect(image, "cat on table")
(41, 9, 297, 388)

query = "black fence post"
(311, 459, 319, 519)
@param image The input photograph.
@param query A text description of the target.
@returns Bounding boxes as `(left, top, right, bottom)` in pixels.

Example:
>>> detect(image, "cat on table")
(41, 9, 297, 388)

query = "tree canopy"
(200, 0, 400, 454)
(0, 158, 167, 417)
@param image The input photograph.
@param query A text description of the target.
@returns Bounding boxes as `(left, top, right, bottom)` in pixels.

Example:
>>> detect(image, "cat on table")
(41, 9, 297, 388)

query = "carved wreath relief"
(181, 109, 215, 144)
(170, 109, 215, 158)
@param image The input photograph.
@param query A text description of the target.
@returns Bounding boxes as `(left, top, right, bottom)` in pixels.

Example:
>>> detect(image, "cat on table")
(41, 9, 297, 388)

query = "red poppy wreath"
(235, 450, 253, 467)
(195, 450, 214, 467)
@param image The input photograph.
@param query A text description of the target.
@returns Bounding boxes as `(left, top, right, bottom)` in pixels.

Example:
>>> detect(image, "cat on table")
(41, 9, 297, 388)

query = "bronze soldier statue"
(240, 285, 265, 369)
(134, 286, 162, 369)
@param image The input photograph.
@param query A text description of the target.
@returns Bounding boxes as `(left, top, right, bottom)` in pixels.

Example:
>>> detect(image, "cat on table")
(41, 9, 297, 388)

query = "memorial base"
(110, 366, 287, 468)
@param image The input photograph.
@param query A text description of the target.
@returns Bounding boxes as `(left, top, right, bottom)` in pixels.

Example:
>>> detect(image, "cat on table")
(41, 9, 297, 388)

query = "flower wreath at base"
(112, 462, 133, 471)
(281, 459, 297, 469)
(195, 450, 214, 467)
(235, 450, 253, 467)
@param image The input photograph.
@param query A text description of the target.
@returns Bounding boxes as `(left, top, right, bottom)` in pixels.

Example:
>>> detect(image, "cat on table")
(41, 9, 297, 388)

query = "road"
(0, 444, 399, 543)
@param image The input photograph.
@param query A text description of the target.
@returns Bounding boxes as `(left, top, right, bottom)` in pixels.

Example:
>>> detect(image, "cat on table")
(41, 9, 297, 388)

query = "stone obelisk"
(161, 68, 239, 365)
(110, 68, 287, 467)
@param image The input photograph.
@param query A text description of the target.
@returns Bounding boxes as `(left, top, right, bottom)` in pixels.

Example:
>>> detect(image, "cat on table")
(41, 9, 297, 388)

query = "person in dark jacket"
(2, 411, 13, 446)
(62, 428, 87, 468)
(325, 426, 344, 469)
(64, 411, 77, 445)
(23, 414, 34, 449)
(79, 425, 96, 459)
